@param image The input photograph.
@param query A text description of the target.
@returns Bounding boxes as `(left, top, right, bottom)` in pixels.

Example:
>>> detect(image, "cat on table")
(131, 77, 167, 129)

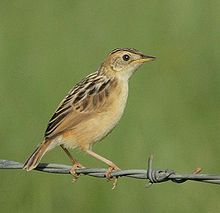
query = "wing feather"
(44, 72, 114, 139)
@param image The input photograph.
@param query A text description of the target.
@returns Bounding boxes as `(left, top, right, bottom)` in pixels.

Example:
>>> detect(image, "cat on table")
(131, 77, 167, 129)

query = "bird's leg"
(85, 149, 120, 188)
(60, 145, 80, 165)
(60, 145, 84, 181)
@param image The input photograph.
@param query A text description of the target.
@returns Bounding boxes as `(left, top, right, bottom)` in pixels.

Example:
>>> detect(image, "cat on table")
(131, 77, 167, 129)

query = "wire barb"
(1, 157, 220, 186)
(147, 155, 176, 185)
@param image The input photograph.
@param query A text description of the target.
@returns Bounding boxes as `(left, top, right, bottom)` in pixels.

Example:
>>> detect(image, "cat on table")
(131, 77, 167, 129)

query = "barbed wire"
(1, 156, 220, 186)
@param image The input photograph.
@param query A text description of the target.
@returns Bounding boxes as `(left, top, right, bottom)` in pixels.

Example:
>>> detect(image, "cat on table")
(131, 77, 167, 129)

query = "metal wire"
(1, 156, 220, 186)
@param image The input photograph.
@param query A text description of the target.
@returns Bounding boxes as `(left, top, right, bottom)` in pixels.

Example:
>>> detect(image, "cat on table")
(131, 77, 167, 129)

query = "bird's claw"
(105, 166, 120, 189)
(69, 162, 84, 182)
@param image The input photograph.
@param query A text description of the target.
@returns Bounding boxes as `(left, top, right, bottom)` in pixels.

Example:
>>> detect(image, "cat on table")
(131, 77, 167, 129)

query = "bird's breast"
(61, 80, 129, 150)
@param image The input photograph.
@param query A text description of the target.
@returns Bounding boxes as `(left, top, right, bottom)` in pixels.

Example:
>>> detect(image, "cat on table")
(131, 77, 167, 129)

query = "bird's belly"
(61, 108, 124, 150)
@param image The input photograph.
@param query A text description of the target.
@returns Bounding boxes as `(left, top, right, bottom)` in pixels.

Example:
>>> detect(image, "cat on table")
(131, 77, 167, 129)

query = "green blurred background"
(1, 0, 220, 212)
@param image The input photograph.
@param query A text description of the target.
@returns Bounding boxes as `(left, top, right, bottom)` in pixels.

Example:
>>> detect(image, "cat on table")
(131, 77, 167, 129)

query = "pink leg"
(85, 149, 120, 178)
(60, 145, 84, 179)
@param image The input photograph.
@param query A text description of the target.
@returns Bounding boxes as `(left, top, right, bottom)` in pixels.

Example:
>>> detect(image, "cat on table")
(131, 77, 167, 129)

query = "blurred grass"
(1, 0, 220, 212)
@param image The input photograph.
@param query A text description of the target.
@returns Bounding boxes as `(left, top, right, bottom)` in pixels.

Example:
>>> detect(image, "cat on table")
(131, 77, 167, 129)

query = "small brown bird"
(23, 48, 155, 177)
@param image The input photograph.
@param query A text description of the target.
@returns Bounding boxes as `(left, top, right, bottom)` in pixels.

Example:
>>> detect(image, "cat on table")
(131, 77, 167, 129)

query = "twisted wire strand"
(1, 156, 220, 185)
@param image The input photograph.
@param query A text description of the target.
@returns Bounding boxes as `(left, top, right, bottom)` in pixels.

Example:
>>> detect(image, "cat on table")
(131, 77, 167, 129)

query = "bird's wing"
(44, 72, 114, 139)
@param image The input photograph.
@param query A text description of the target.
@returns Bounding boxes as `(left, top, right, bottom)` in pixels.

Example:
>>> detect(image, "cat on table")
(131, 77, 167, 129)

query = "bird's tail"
(23, 140, 52, 171)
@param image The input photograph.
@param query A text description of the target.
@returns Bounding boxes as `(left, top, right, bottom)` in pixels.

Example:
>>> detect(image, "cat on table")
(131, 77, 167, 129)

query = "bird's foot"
(105, 165, 121, 189)
(69, 162, 84, 182)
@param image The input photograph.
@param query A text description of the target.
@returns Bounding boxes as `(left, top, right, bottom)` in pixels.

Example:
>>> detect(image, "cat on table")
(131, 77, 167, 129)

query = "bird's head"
(100, 48, 155, 80)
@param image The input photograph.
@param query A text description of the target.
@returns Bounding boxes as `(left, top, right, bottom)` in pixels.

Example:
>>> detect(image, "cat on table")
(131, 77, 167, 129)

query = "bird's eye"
(122, 54, 130, 61)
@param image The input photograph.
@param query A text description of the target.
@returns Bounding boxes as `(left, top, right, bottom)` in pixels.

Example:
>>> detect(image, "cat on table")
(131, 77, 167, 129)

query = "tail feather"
(23, 140, 52, 171)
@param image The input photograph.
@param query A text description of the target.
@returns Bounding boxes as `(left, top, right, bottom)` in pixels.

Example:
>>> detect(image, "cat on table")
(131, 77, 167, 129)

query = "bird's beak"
(135, 55, 156, 64)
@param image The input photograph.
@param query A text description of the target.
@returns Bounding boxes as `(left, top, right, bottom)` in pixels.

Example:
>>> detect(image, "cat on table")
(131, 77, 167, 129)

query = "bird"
(23, 48, 155, 178)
